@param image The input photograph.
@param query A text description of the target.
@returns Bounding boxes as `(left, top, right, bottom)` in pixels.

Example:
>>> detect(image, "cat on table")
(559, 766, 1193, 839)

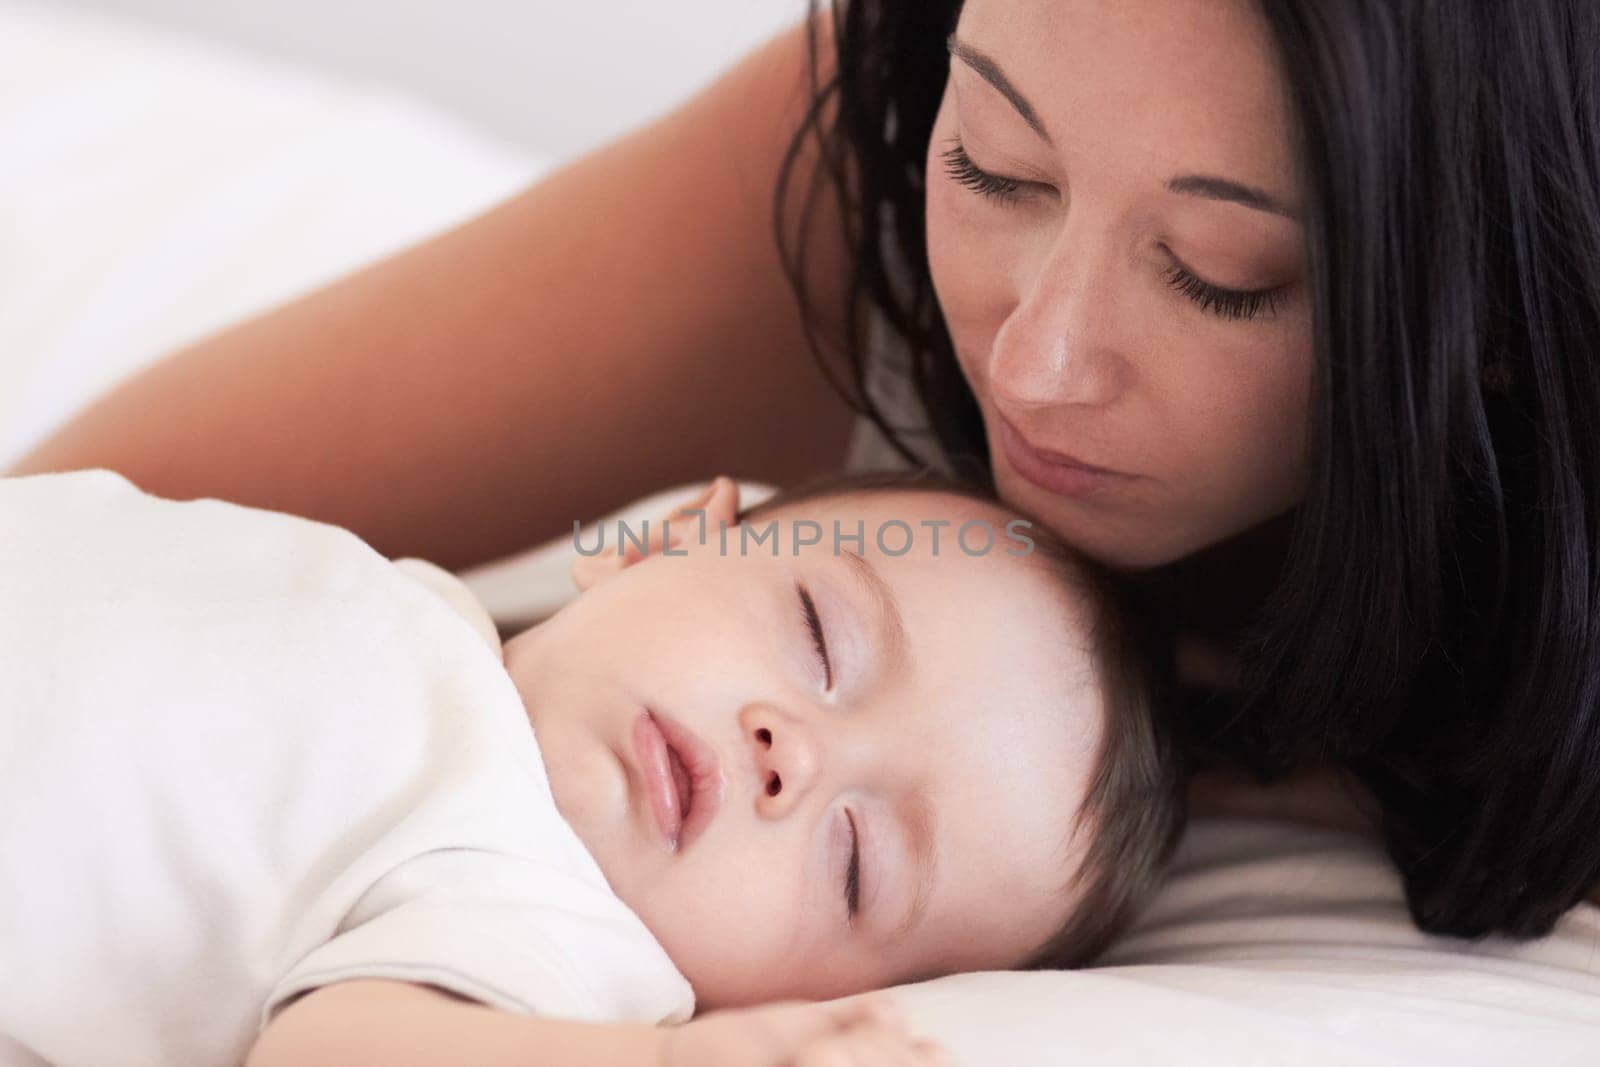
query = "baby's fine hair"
(740, 468, 1186, 968)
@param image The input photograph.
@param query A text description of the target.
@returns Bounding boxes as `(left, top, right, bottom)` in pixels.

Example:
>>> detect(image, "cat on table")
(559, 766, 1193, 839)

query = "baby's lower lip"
(632, 710, 682, 851)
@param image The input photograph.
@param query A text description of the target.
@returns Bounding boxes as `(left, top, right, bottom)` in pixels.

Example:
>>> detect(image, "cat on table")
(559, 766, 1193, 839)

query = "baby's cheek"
(639, 874, 821, 1007)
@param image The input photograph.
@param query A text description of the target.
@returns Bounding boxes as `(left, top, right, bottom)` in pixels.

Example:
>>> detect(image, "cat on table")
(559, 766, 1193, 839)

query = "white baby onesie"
(0, 469, 693, 1067)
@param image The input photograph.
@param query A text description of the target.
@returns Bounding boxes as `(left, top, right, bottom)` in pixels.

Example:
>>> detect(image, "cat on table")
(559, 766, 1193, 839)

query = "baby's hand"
(662, 994, 952, 1067)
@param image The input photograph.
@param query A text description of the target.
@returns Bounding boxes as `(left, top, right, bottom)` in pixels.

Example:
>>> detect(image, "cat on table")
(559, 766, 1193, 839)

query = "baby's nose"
(738, 703, 822, 817)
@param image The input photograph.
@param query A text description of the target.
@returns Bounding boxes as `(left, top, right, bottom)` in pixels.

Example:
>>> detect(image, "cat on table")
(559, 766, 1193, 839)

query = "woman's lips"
(631, 709, 723, 853)
(997, 416, 1133, 499)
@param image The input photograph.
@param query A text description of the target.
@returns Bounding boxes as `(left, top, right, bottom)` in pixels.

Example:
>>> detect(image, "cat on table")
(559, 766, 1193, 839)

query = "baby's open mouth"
(666, 742, 693, 821)
(633, 709, 724, 852)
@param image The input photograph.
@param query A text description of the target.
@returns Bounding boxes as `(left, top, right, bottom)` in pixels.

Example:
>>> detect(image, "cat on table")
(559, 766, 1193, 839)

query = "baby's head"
(502, 472, 1183, 1009)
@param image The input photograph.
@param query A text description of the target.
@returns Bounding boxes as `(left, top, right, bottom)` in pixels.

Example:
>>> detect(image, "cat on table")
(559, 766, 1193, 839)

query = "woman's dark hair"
(775, 1, 1600, 938)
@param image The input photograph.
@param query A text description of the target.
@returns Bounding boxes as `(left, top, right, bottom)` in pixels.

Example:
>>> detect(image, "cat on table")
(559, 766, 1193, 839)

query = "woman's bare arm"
(9, 18, 857, 571)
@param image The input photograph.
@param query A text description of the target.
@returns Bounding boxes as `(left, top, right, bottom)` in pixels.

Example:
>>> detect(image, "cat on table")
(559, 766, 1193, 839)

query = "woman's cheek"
(1158, 324, 1313, 526)
(924, 176, 964, 313)
(1197, 308, 1314, 502)
(926, 183, 1013, 389)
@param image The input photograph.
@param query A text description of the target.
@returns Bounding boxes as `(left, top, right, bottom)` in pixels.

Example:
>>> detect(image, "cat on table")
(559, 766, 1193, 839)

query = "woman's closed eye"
(1161, 247, 1286, 322)
(941, 137, 1030, 206)
(942, 136, 1287, 323)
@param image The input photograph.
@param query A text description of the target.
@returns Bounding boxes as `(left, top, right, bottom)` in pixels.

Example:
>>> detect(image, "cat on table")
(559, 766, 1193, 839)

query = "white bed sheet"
(898, 816, 1600, 1065)
(2, 2, 1597, 1062)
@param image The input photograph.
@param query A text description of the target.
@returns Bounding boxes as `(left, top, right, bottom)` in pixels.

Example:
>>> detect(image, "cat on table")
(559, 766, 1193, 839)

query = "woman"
(13, 0, 1600, 939)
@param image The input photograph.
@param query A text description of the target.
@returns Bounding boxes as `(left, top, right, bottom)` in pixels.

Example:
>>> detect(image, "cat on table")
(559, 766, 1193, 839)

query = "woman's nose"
(737, 703, 822, 819)
(988, 231, 1126, 413)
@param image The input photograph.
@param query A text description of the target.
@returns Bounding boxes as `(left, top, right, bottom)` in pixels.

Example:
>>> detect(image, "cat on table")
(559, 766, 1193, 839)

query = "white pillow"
(891, 818, 1600, 1065)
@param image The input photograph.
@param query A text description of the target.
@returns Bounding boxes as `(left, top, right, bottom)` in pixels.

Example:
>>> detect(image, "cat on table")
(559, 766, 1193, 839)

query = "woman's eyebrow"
(1167, 174, 1300, 220)
(946, 34, 1053, 145)
(839, 550, 909, 674)
(946, 34, 1300, 223)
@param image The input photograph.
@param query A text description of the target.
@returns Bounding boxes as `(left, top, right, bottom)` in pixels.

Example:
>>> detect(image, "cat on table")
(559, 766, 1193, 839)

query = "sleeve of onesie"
(260, 848, 696, 1030)
(390, 556, 504, 654)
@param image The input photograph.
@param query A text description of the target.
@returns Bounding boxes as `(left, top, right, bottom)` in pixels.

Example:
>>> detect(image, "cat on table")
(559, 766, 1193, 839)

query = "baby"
(0, 468, 1182, 1067)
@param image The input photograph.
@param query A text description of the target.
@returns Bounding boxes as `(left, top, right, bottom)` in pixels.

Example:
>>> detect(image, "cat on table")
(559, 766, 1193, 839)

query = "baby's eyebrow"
(888, 787, 939, 945)
(840, 550, 909, 675)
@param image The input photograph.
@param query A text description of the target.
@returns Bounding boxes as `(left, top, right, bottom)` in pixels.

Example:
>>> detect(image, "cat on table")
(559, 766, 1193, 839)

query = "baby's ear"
(570, 477, 742, 592)
(695, 475, 742, 532)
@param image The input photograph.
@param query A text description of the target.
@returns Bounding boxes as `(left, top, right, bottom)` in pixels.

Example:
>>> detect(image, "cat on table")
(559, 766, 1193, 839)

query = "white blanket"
(0, 469, 692, 1066)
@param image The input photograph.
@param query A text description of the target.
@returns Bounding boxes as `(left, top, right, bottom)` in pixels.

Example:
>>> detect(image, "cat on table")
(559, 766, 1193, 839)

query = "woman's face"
(926, 0, 1314, 569)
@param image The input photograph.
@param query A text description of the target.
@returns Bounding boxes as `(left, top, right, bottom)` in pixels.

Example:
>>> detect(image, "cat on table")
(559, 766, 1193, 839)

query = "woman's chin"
(992, 468, 1168, 570)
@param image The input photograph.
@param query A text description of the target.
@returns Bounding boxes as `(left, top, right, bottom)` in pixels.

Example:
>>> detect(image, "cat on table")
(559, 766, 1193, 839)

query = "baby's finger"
(747, 997, 892, 1052)
(749, 993, 910, 1060)
(826, 992, 908, 1031)
(789, 1021, 935, 1067)
(868, 1026, 953, 1067)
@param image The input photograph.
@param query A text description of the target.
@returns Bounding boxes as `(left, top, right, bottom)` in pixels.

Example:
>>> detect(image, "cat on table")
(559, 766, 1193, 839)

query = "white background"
(52, 0, 808, 160)
(0, 0, 810, 464)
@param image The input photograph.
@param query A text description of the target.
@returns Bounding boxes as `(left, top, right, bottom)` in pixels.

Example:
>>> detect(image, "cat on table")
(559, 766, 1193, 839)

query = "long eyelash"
(944, 139, 1278, 321)
(1164, 262, 1280, 321)
(940, 138, 1025, 205)
(797, 585, 833, 689)
(1163, 260, 1284, 322)
(844, 809, 862, 920)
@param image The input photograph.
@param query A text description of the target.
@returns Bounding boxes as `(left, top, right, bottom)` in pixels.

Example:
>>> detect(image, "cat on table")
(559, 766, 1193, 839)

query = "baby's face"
(502, 489, 1103, 1009)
